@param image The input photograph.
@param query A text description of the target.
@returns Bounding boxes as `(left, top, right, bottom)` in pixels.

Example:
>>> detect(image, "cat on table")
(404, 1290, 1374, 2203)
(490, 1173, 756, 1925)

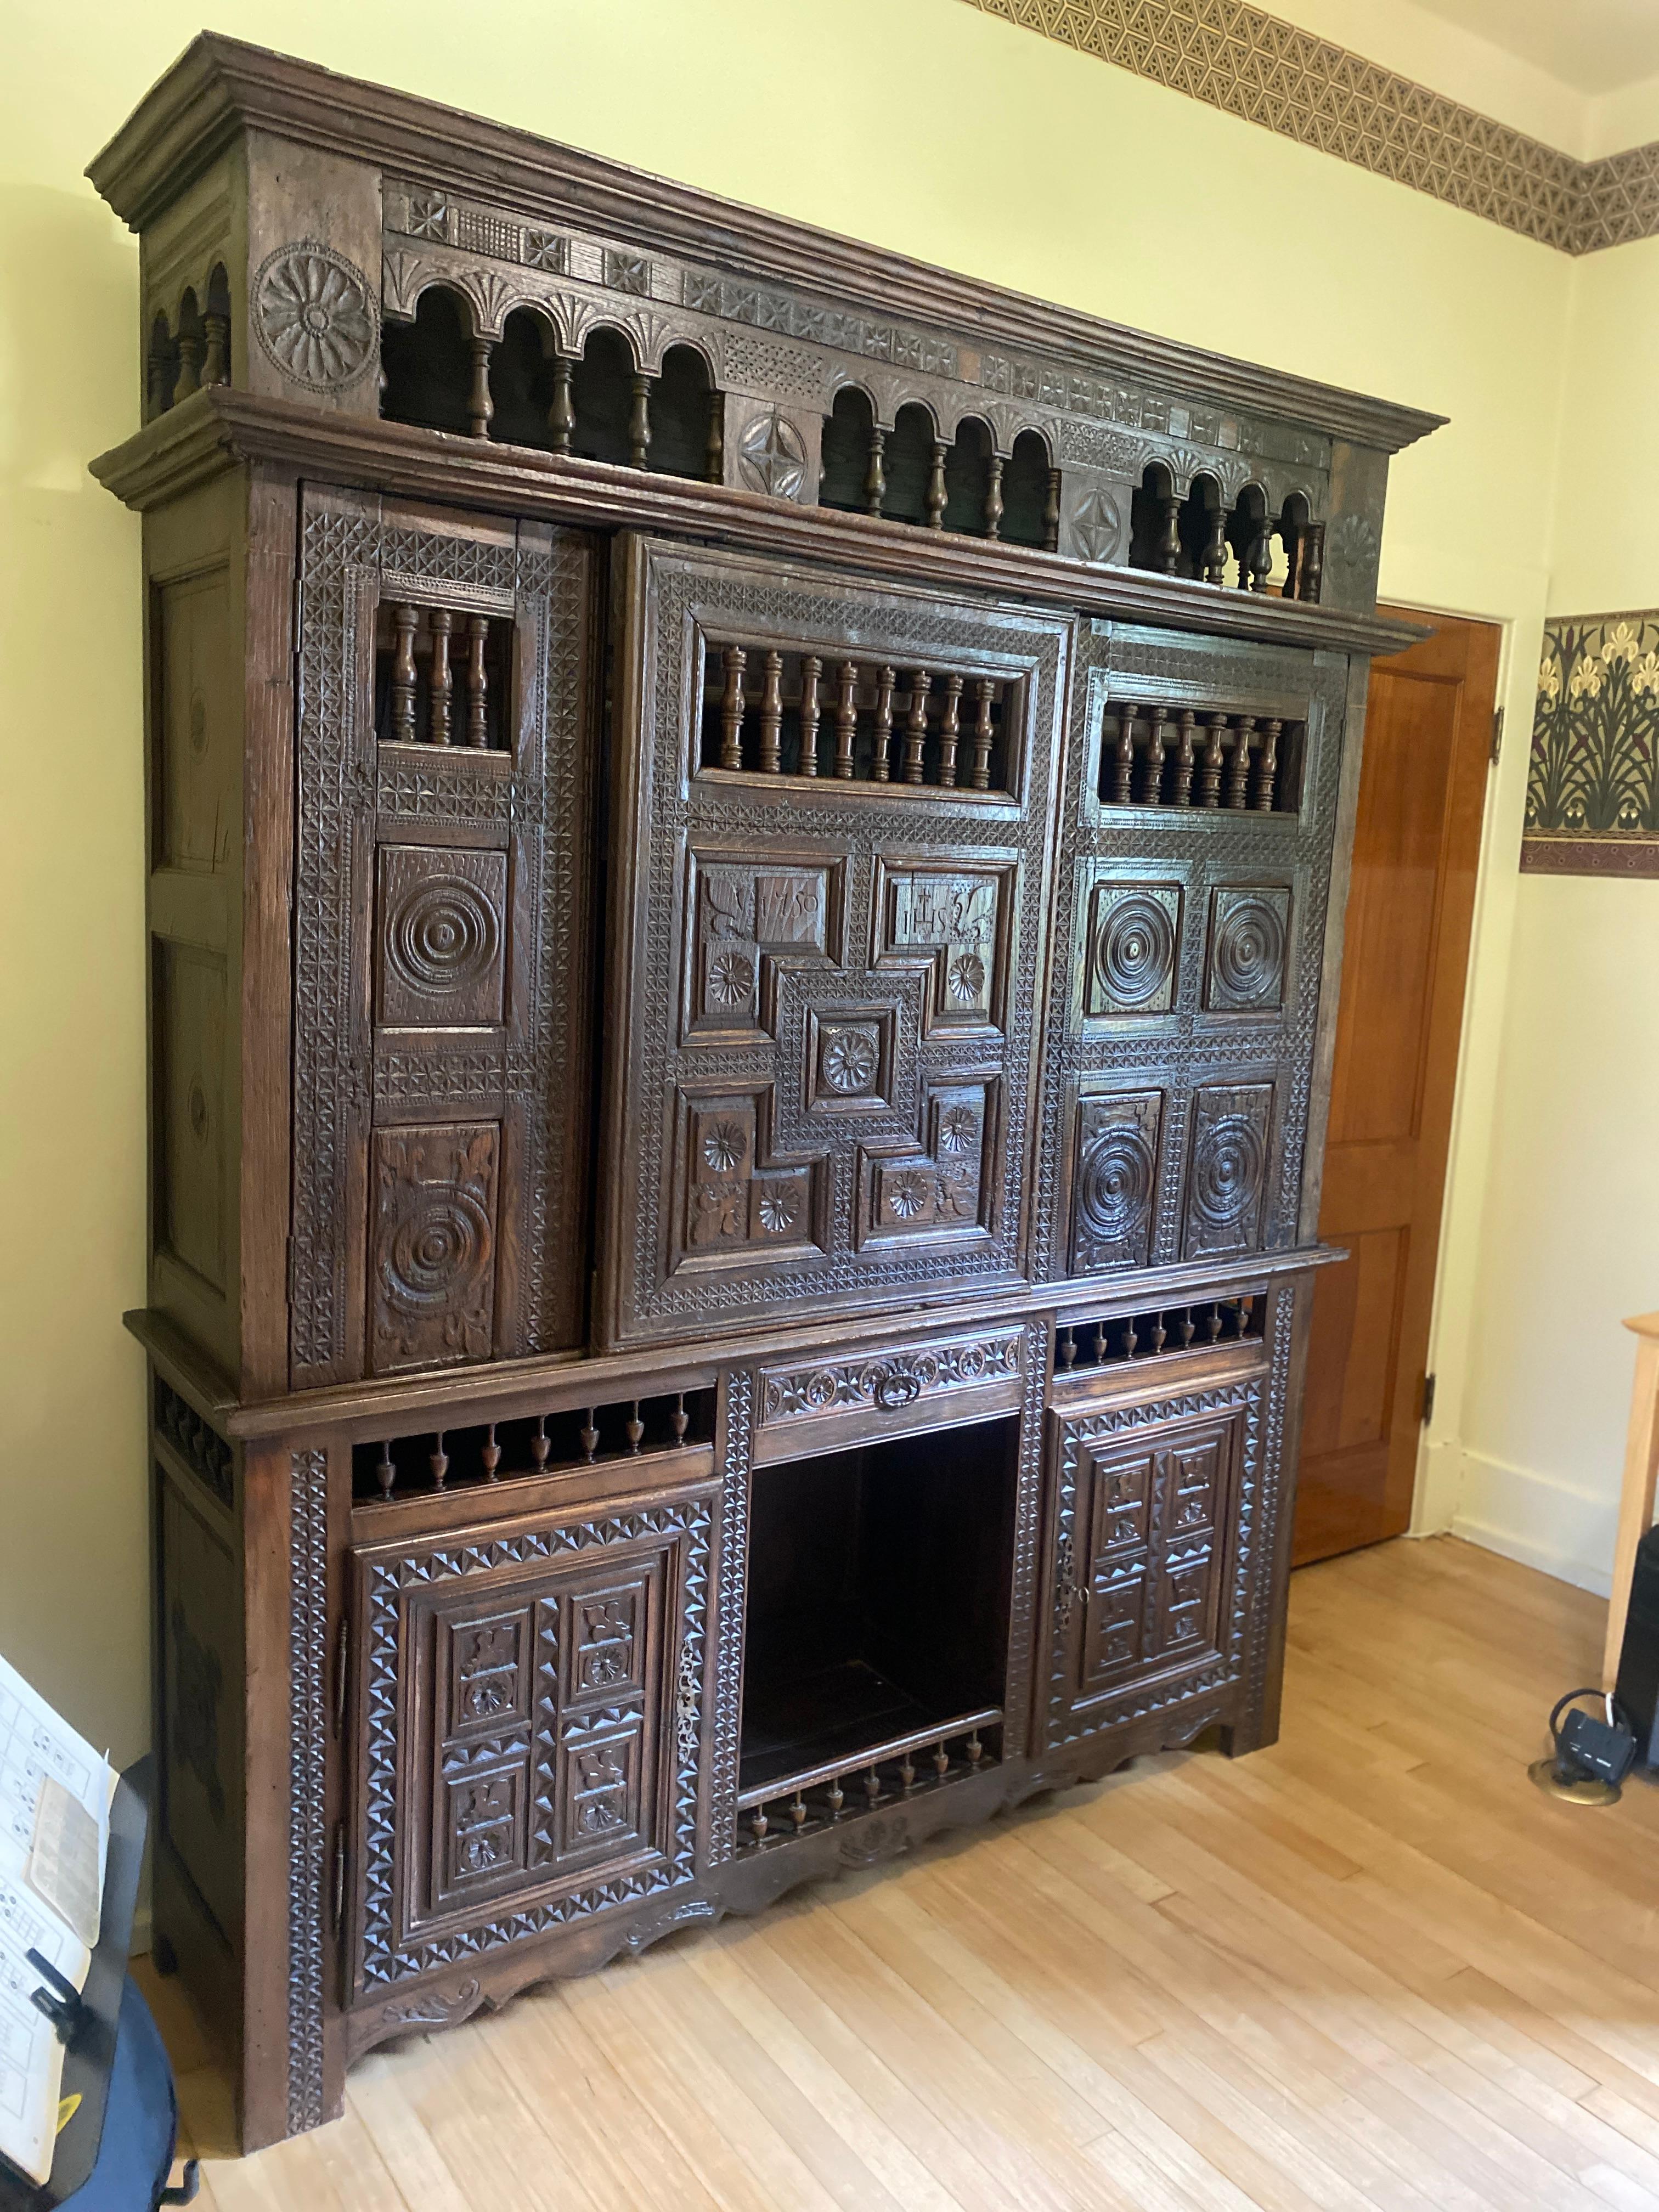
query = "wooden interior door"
(1293, 611, 1500, 1565)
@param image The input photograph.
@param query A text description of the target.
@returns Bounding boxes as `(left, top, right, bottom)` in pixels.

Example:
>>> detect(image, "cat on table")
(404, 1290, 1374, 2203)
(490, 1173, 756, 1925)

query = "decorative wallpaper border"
(961, 0, 1659, 257)
(1524, 612, 1659, 878)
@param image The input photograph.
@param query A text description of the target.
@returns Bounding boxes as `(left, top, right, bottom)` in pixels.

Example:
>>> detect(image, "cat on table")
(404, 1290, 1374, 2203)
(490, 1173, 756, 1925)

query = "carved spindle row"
(1100, 706, 1292, 812)
(1129, 474, 1326, 602)
(144, 269, 233, 420)
(835, 411, 1051, 544)
(1054, 1297, 1259, 1374)
(360, 1391, 706, 1500)
(704, 653, 1007, 793)
(739, 1720, 997, 1850)
(384, 603, 499, 749)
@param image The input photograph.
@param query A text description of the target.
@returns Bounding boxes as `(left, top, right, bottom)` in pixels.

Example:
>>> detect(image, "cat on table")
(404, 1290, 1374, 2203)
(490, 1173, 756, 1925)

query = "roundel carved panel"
(385, 1182, 494, 1311)
(1085, 883, 1180, 1017)
(253, 240, 379, 391)
(1077, 1124, 1155, 1245)
(376, 848, 507, 1028)
(388, 875, 501, 997)
(1206, 887, 1290, 1012)
(1184, 1085, 1273, 1260)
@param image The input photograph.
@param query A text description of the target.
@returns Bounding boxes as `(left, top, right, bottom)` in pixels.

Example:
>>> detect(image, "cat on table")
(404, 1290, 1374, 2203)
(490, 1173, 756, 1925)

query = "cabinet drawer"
(752, 1322, 1026, 1464)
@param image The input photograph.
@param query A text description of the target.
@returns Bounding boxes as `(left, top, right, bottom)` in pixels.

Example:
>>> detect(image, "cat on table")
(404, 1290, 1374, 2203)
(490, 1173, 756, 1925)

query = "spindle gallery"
(88, 34, 1438, 2152)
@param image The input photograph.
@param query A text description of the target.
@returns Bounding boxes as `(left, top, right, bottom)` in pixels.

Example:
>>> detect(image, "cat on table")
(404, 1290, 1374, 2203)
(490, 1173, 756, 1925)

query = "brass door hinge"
(1490, 706, 1504, 766)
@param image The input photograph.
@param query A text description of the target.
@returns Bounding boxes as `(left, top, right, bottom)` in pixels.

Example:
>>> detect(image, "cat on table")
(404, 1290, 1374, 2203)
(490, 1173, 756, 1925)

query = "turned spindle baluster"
(481, 1423, 501, 1480)
(531, 1415, 550, 1470)
(864, 1768, 882, 1808)
(1123, 1316, 1138, 1358)
(430, 1432, 449, 1488)
(175, 319, 202, 401)
(790, 1795, 809, 1833)
(625, 1402, 644, 1454)
(1227, 715, 1255, 809)
(719, 645, 747, 769)
(201, 311, 229, 387)
(926, 439, 948, 530)
(672, 1392, 689, 1443)
(864, 425, 887, 516)
(1172, 709, 1197, 806)
(466, 337, 493, 439)
(390, 604, 419, 742)
(933, 1741, 950, 1779)
(580, 1410, 600, 1462)
(757, 651, 784, 774)
(798, 655, 822, 778)
(704, 395, 724, 484)
(936, 674, 962, 788)
(899, 1755, 916, 1793)
(1199, 714, 1227, 807)
(751, 1807, 769, 1843)
(826, 1778, 845, 1819)
(375, 1443, 396, 1499)
(1058, 1325, 1076, 1369)
(902, 669, 931, 785)
(984, 454, 1005, 540)
(1178, 1308, 1195, 1348)
(428, 611, 454, 744)
(832, 661, 859, 779)
(1092, 1323, 1108, 1364)
(1246, 513, 1274, 592)
(1150, 1315, 1167, 1354)
(1110, 712, 1136, 805)
(872, 667, 896, 782)
(1155, 485, 1182, 573)
(970, 680, 996, 790)
(465, 617, 489, 749)
(966, 1732, 984, 1768)
(1043, 468, 1061, 552)
(628, 372, 652, 469)
(1240, 1294, 1256, 1334)
(1255, 719, 1282, 810)
(1201, 502, 1231, 585)
(1207, 1302, 1223, 1342)
(1143, 709, 1169, 805)
(548, 355, 575, 453)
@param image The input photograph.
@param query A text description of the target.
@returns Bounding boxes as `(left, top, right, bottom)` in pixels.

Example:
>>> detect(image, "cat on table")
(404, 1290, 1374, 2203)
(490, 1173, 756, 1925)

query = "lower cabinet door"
(1041, 1380, 1261, 1750)
(350, 1479, 714, 1993)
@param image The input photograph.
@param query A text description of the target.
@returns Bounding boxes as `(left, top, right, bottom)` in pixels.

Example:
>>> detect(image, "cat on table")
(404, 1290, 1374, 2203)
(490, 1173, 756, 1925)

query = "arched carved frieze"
(621, 309, 676, 375)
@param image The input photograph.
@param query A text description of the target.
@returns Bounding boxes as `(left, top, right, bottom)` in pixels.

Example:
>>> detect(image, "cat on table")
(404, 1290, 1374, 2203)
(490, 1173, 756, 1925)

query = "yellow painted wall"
(0, 0, 1595, 1752)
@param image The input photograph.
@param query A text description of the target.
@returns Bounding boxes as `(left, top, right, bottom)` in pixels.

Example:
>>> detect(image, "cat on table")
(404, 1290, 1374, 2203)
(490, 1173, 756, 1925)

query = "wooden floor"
(144, 1534, 1659, 2211)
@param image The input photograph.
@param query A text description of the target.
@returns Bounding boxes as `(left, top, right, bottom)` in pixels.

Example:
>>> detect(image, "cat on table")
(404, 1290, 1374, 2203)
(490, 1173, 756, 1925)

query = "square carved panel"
(1204, 887, 1291, 1013)
(1083, 883, 1181, 1018)
(1070, 1091, 1163, 1274)
(369, 1121, 500, 1374)
(376, 845, 508, 1028)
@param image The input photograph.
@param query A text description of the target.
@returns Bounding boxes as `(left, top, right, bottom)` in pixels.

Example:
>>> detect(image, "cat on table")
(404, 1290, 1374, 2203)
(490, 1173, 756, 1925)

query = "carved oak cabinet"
(89, 35, 1438, 2149)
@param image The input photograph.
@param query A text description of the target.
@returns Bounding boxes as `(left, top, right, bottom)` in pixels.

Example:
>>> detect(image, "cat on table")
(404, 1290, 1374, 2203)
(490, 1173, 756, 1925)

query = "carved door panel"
(351, 1477, 713, 1995)
(292, 488, 598, 1389)
(1035, 623, 1351, 1290)
(599, 537, 1072, 1349)
(1042, 1381, 1261, 1748)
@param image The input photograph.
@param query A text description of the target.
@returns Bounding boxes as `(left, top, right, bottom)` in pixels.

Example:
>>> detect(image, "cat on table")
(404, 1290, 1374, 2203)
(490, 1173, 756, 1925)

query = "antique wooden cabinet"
(89, 35, 1439, 2149)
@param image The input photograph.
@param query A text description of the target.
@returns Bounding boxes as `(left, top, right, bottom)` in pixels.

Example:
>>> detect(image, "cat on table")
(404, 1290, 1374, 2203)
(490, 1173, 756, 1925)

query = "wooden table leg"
(1604, 1311, 1659, 1690)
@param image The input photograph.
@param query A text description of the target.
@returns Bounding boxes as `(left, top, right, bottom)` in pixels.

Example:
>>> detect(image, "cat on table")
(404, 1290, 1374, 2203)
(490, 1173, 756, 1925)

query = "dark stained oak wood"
(88, 40, 1432, 2154)
(1294, 611, 1500, 1565)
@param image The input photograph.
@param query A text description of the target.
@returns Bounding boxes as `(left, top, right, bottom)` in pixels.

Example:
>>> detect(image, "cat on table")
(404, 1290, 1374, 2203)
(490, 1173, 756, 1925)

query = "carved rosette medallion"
(253, 240, 379, 390)
(736, 409, 808, 500)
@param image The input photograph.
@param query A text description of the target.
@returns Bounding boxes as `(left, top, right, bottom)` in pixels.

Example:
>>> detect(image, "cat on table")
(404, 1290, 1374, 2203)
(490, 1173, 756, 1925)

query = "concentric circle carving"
(1191, 1114, 1267, 1231)
(1076, 1125, 1155, 1244)
(383, 1187, 493, 1309)
(1212, 894, 1286, 1007)
(387, 876, 500, 998)
(253, 240, 379, 391)
(1092, 894, 1175, 1009)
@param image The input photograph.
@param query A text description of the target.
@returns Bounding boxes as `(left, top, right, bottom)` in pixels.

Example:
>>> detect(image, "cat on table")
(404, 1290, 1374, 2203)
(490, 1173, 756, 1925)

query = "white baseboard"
(1451, 1445, 1616, 1597)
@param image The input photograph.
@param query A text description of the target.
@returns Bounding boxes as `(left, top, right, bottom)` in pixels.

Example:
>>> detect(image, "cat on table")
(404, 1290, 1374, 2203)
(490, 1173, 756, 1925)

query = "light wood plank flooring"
(143, 1534, 1659, 2211)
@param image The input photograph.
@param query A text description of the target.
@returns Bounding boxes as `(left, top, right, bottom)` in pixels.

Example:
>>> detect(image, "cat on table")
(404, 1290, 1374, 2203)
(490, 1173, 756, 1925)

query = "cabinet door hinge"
(330, 1823, 347, 1932)
(1421, 1372, 1437, 1425)
(1490, 706, 1504, 766)
(331, 1619, 348, 1738)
